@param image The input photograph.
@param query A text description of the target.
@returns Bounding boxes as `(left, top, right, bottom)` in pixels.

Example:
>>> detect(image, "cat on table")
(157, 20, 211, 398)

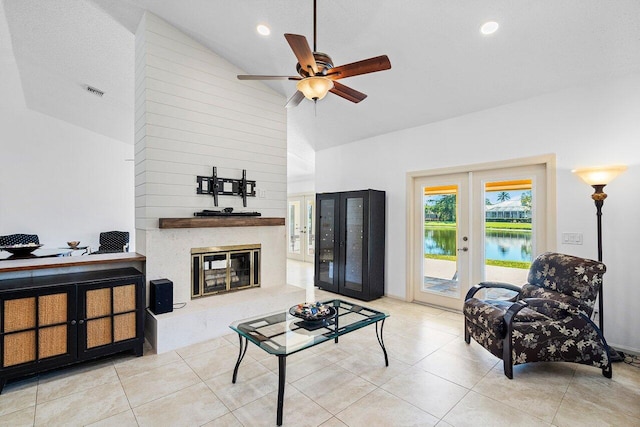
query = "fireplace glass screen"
(191, 244, 260, 298)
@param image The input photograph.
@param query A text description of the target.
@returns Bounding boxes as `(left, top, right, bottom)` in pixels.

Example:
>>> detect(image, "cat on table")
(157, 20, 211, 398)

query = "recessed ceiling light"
(480, 21, 499, 35)
(257, 24, 271, 36)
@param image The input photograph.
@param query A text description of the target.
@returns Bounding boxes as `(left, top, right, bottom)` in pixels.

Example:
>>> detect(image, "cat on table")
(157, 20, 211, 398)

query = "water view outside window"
(483, 182, 532, 286)
(423, 181, 533, 297)
(423, 186, 460, 297)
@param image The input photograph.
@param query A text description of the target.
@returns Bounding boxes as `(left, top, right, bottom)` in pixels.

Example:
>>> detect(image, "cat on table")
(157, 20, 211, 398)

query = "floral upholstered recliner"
(463, 252, 611, 379)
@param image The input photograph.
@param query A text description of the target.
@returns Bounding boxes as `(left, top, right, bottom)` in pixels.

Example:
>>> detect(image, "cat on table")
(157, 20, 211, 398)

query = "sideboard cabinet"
(0, 268, 144, 393)
(315, 189, 385, 301)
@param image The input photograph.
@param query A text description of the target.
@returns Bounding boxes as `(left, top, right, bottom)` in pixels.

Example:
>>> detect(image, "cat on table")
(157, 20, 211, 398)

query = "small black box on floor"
(150, 279, 173, 314)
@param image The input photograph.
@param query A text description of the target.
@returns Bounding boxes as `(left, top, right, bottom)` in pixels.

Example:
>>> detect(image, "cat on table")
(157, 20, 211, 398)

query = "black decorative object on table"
(289, 303, 337, 331)
(196, 166, 257, 207)
(194, 208, 261, 217)
(0, 244, 43, 256)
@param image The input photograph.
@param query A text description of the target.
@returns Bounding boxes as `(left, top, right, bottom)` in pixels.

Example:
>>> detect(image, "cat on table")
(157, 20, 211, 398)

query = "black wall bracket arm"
(196, 167, 256, 207)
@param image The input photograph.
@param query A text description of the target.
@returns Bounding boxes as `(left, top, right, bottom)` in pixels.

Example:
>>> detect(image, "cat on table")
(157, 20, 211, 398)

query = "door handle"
(457, 247, 468, 252)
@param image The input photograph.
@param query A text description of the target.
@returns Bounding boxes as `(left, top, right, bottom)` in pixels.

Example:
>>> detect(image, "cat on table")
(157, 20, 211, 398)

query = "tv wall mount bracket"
(196, 167, 256, 207)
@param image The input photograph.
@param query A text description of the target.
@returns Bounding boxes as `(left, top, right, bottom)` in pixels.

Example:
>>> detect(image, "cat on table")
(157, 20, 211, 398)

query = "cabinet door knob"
(71, 320, 76, 325)
(79, 320, 85, 324)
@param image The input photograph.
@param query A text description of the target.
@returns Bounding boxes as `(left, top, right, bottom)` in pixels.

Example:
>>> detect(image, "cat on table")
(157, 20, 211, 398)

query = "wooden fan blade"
(285, 91, 305, 109)
(284, 33, 318, 75)
(330, 81, 367, 103)
(237, 75, 301, 80)
(326, 55, 391, 80)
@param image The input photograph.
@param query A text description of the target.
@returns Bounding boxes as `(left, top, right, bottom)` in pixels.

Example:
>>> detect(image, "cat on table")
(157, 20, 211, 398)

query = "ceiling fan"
(237, 0, 391, 108)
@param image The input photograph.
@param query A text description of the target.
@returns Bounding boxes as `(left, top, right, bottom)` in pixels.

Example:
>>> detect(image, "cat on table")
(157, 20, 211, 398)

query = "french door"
(287, 195, 315, 262)
(413, 164, 548, 310)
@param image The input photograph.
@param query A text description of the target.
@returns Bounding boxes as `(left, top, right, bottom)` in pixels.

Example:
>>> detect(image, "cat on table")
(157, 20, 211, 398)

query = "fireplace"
(191, 244, 261, 298)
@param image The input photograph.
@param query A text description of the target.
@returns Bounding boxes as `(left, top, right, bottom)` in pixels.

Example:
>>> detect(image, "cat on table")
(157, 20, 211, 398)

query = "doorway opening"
(287, 194, 315, 263)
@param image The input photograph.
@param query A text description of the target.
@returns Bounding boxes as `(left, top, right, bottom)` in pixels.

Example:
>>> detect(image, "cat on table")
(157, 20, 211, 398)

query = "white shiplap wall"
(135, 12, 287, 232)
(134, 13, 288, 333)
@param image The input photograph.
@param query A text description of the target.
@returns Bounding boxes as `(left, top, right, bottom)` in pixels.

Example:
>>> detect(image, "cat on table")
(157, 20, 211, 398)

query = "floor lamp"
(572, 164, 627, 362)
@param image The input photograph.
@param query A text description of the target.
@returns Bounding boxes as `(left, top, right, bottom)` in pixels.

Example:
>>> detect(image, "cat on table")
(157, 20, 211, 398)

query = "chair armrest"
(503, 300, 529, 326)
(465, 282, 522, 301)
(520, 298, 580, 318)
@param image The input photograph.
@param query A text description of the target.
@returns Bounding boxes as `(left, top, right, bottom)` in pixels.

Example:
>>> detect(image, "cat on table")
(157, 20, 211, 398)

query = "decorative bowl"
(67, 241, 80, 249)
(289, 302, 336, 322)
(0, 243, 43, 256)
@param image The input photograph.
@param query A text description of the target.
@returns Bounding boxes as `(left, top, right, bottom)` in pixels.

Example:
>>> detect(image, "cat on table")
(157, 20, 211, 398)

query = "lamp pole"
(573, 165, 626, 363)
(590, 184, 606, 332)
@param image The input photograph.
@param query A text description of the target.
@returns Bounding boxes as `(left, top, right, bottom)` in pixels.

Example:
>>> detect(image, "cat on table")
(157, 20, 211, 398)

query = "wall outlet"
(562, 232, 583, 245)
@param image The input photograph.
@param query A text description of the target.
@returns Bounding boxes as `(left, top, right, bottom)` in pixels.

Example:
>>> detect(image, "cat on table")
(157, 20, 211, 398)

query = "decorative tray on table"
(289, 302, 337, 331)
(0, 244, 43, 256)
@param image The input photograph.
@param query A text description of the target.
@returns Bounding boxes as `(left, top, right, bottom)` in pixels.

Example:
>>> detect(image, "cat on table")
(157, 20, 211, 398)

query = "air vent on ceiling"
(86, 85, 105, 97)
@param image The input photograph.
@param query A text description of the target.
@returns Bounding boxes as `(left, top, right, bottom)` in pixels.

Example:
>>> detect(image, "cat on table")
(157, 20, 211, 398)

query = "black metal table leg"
(334, 309, 339, 344)
(277, 355, 286, 426)
(232, 335, 248, 384)
(376, 318, 389, 366)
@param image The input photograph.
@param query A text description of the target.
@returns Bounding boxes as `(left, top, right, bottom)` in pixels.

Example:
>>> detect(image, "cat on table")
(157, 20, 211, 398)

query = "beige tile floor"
(1, 260, 639, 426)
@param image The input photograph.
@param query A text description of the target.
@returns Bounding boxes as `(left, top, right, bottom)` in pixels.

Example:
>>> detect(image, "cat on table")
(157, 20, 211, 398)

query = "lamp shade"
(296, 76, 334, 101)
(572, 165, 627, 186)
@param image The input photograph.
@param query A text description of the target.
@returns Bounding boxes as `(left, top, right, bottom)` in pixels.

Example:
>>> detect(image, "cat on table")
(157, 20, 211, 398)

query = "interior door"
(414, 173, 470, 310)
(287, 197, 303, 261)
(303, 196, 315, 263)
(287, 195, 315, 262)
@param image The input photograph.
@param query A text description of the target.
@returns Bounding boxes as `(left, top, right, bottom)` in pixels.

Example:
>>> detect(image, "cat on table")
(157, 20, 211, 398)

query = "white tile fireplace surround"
(143, 225, 303, 353)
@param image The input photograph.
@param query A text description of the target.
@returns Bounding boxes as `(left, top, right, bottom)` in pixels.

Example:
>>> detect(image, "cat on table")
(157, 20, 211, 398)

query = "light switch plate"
(562, 232, 583, 245)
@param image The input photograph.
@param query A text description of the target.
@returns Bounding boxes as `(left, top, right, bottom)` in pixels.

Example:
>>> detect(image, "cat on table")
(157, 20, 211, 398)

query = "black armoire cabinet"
(315, 189, 385, 301)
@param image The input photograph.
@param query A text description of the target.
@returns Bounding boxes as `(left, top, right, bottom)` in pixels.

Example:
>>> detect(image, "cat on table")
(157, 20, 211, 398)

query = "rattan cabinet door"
(0, 269, 144, 394)
(1, 287, 75, 369)
(77, 277, 142, 358)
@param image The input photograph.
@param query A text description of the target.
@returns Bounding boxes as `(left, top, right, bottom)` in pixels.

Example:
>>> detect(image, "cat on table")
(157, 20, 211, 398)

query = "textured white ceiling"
(3, 0, 640, 181)
(4, 0, 134, 143)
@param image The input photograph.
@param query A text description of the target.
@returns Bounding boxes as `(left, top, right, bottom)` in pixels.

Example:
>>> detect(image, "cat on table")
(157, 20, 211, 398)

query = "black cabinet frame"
(0, 268, 144, 393)
(315, 189, 385, 301)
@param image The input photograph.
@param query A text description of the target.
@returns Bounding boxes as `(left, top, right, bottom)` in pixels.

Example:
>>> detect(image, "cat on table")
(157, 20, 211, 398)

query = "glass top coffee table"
(229, 299, 389, 426)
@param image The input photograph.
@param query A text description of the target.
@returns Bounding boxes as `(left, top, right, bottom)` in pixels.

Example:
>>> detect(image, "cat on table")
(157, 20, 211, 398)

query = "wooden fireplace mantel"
(158, 217, 285, 229)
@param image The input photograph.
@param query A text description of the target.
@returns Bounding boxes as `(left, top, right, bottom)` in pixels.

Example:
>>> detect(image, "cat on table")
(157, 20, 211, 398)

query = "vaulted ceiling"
(3, 0, 640, 180)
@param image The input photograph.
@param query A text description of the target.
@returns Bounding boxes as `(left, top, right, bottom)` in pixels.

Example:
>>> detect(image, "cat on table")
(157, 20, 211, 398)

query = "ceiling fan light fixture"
(296, 76, 334, 100)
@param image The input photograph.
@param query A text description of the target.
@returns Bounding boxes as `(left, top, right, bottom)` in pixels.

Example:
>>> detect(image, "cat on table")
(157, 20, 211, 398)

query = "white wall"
(135, 13, 288, 304)
(0, 9, 134, 251)
(315, 73, 640, 353)
(287, 179, 315, 195)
